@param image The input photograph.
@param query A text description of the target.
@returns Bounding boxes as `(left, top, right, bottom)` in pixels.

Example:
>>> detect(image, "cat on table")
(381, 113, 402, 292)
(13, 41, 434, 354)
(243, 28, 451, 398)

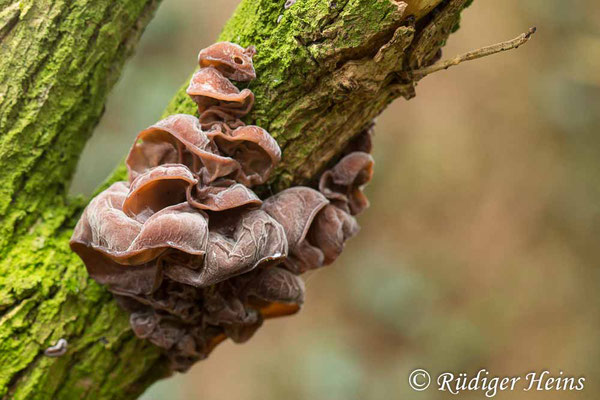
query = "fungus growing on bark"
(126, 113, 281, 189)
(186, 67, 254, 122)
(262, 187, 328, 273)
(188, 42, 258, 130)
(126, 114, 239, 184)
(208, 125, 281, 186)
(197, 42, 256, 82)
(123, 164, 197, 217)
(70, 182, 208, 296)
(319, 152, 374, 215)
(70, 41, 374, 371)
(262, 186, 360, 274)
(164, 209, 288, 288)
(186, 180, 261, 211)
(238, 266, 305, 318)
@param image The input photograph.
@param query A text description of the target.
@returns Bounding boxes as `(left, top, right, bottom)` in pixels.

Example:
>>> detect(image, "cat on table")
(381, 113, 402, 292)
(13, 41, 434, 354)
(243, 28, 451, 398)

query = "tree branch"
(405, 26, 536, 80)
(0, 0, 478, 398)
(0, 1, 166, 399)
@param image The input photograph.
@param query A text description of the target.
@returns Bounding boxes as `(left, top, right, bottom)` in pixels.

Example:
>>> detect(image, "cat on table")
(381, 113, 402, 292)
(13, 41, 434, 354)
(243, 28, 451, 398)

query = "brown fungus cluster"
(70, 42, 374, 371)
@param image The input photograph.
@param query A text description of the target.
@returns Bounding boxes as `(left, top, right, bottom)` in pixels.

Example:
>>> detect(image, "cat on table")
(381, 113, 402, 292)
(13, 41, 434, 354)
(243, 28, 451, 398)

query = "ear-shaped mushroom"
(123, 164, 197, 219)
(70, 182, 209, 295)
(343, 124, 374, 155)
(198, 42, 257, 82)
(169, 327, 227, 372)
(203, 283, 263, 343)
(262, 187, 329, 274)
(127, 114, 240, 183)
(187, 179, 262, 211)
(72, 39, 372, 373)
(129, 309, 226, 368)
(209, 125, 281, 186)
(117, 281, 203, 324)
(240, 266, 305, 319)
(308, 204, 359, 265)
(195, 108, 246, 132)
(72, 182, 208, 265)
(319, 152, 374, 215)
(186, 67, 254, 119)
(164, 209, 288, 287)
(121, 295, 227, 372)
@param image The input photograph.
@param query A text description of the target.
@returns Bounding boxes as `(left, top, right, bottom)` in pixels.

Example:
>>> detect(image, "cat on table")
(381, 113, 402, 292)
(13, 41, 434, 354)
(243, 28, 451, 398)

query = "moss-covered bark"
(0, 0, 471, 398)
(0, 1, 166, 399)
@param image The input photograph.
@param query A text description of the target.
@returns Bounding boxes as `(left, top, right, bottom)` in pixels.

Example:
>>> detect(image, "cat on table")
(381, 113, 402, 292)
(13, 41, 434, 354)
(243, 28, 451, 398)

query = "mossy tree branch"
(0, 1, 165, 399)
(0, 0, 471, 398)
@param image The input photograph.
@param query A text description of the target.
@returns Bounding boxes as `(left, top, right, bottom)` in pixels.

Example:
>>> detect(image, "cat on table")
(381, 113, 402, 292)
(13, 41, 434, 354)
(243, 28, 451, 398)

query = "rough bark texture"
(0, 1, 166, 399)
(0, 0, 471, 398)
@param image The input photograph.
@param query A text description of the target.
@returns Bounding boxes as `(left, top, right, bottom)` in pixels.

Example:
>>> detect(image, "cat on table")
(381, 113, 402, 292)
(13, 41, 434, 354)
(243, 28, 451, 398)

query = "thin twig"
(405, 27, 537, 80)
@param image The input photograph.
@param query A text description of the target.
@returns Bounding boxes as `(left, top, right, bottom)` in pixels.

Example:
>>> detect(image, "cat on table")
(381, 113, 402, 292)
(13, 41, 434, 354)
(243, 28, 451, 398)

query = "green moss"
(0, 215, 166, 399)
(0, 0, 160, 251)
(0, 0, 164, 398)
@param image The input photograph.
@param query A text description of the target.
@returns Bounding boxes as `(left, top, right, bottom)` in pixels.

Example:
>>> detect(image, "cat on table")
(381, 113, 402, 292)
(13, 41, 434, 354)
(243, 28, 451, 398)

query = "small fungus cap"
(209, 125, 281, 186)
(186, 68, 254, 114)
(262, 187, 329, 274)
(126, 114, 240, 183)
(239, 266, 305, 319)
(198, 42, 257, 82)
(319, 152, 374, 215)
(123, 164, 197, 219)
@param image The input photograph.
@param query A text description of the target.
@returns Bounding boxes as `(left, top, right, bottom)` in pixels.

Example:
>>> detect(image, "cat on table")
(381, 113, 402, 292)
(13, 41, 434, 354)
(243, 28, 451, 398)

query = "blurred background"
(70, 1, 600, 399)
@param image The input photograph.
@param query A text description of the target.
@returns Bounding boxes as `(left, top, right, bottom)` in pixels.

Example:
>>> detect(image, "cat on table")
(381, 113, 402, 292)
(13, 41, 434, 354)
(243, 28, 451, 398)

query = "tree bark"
(0, 1, 165, 399)
(0, 0, 471, 398)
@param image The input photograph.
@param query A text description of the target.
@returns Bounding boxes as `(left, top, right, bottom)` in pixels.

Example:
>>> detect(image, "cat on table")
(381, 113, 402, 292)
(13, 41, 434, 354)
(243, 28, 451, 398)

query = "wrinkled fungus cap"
(319, 152, 374, 215)
(209, 125, 281, 186)
(123, 164, 197, 219)
(262, 187, 329, 274)
(126, 114, 240, 183)
(70, 182, 209, 294)
(240, 266, 305, 318)
(198, 42, 257, 81)
(164, 209, 288, 288)
(186, 67, 254, 115)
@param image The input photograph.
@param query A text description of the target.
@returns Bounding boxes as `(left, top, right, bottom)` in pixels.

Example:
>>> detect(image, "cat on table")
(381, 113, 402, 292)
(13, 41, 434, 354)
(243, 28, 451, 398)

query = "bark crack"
(0, 2, 20, 44)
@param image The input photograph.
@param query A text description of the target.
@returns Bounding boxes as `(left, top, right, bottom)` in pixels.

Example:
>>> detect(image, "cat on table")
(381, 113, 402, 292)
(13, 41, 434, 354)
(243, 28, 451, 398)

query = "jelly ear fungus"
(71, 42, 375, 371)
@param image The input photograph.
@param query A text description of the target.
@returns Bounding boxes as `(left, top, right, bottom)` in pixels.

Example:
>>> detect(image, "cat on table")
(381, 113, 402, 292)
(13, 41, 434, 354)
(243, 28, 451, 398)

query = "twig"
(404, 27, 537, 80)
